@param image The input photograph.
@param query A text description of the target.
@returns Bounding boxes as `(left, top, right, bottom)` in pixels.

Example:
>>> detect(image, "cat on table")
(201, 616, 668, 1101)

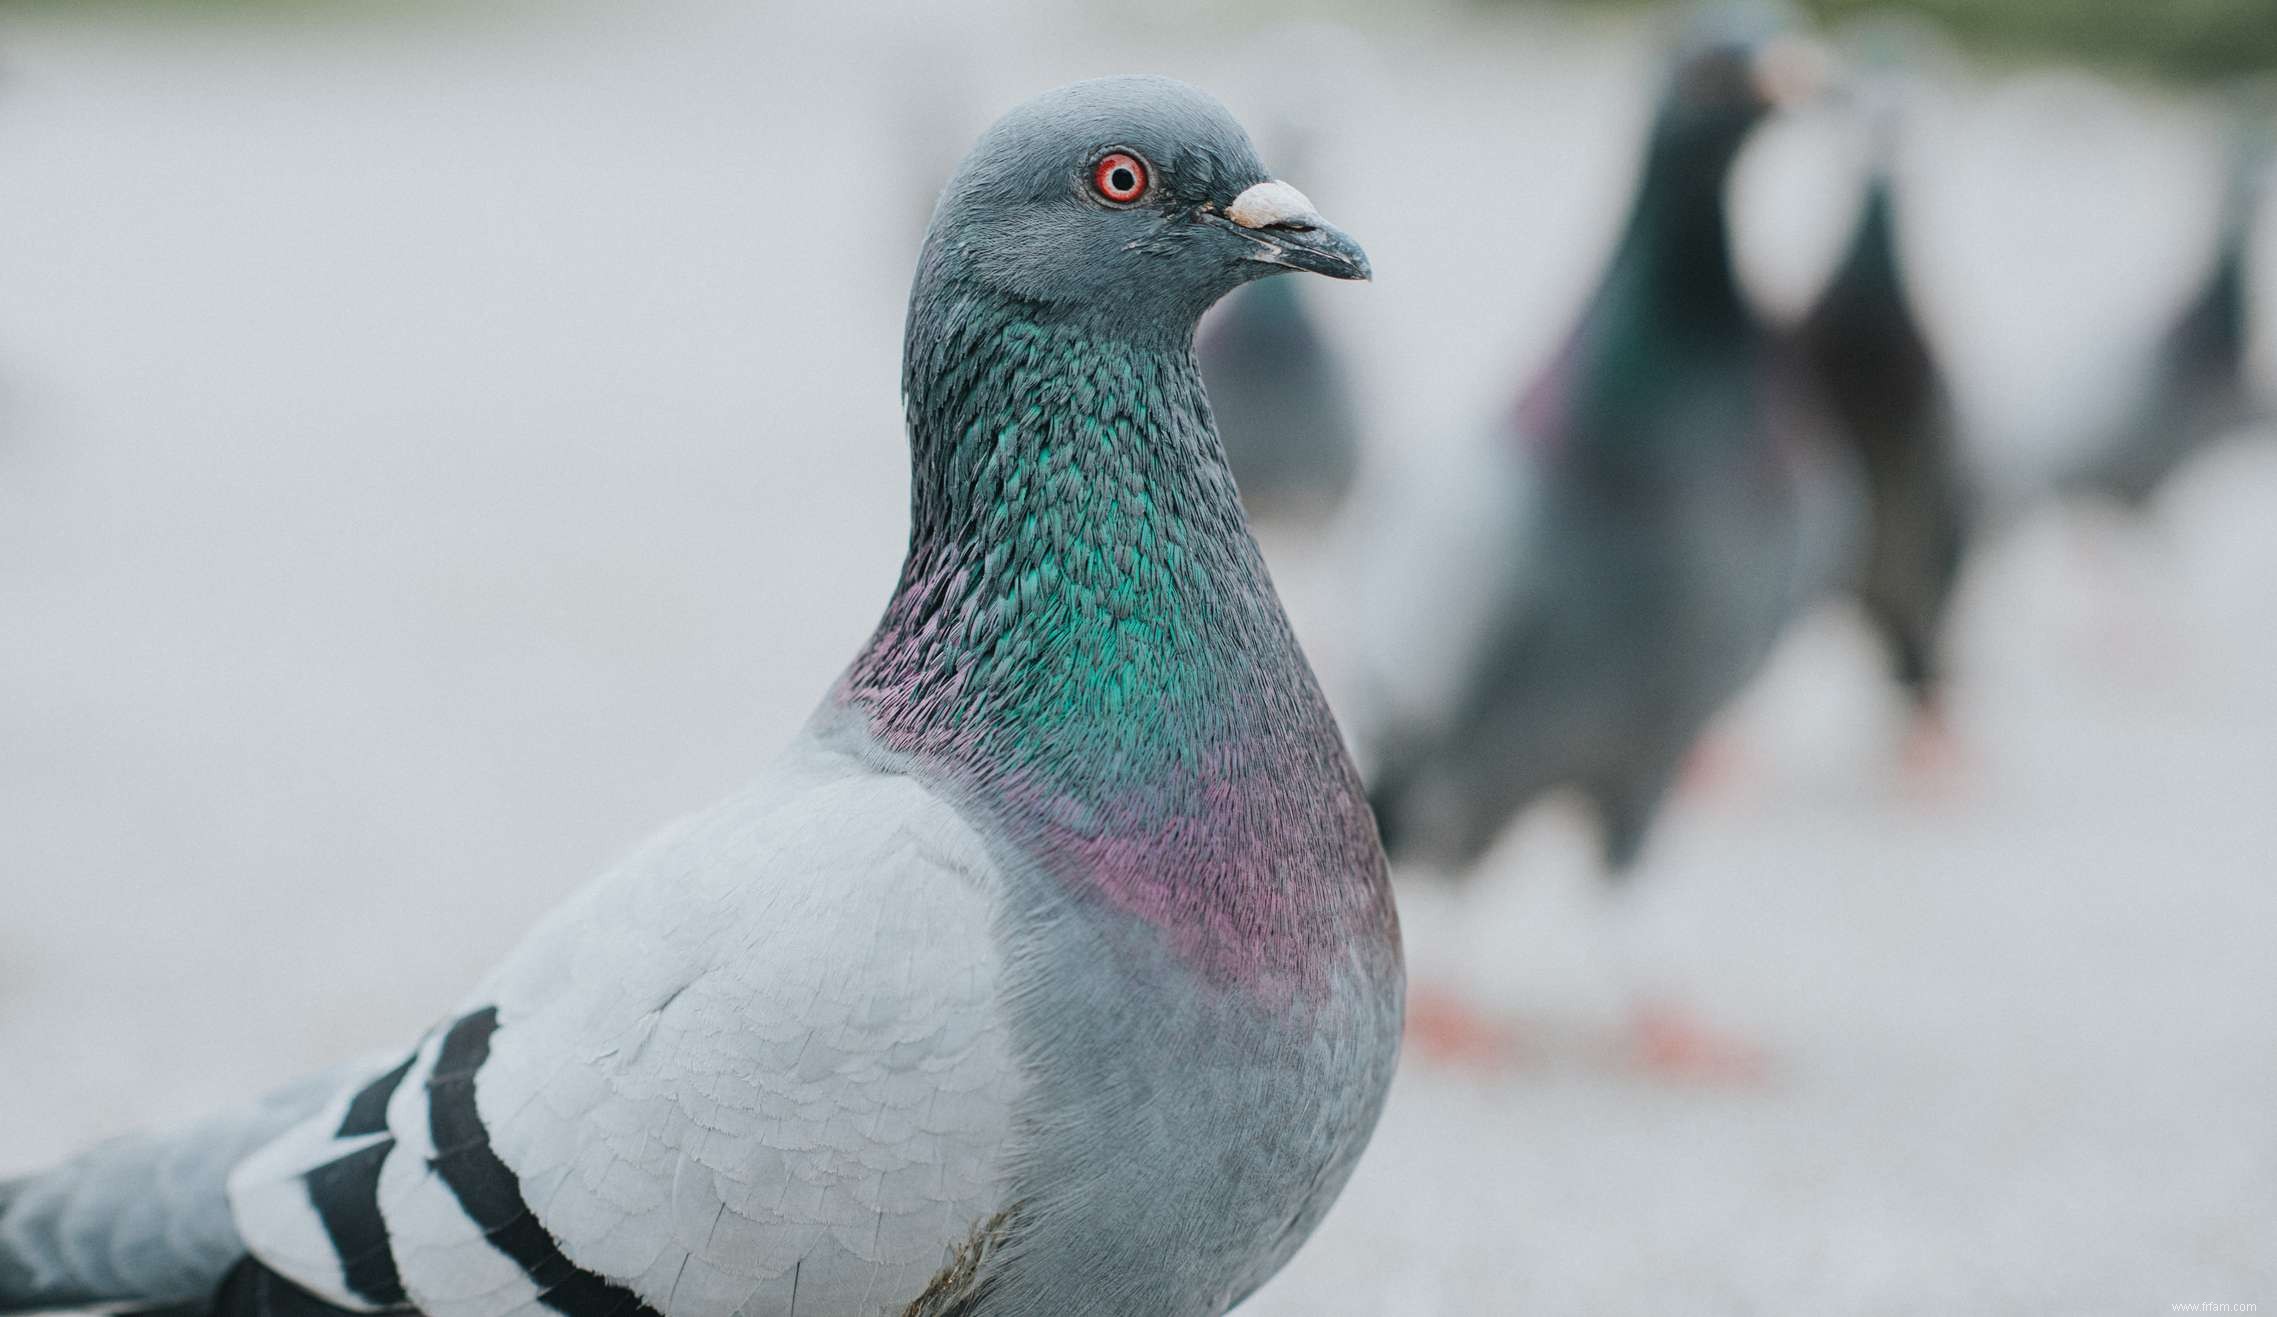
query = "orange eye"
(1092, 152, 1148, 203)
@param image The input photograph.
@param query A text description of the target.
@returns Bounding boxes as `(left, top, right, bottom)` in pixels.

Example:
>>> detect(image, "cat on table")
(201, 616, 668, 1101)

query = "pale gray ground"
(1, 3, 2272, 1313)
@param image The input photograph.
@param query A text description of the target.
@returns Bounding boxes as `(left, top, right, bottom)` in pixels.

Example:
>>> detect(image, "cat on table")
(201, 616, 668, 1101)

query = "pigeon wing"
(229, 736, 1021, 1317)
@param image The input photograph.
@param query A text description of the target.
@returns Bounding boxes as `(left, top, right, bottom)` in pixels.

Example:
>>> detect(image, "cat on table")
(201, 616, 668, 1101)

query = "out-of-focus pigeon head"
(1659, 5, 1837, 152)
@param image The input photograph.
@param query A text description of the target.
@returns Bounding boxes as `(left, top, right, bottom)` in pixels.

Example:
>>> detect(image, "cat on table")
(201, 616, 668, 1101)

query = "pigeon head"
(1600, 6, 1831, 319)
(1655, 9, 1832, 159)
(913, 75, 1369, 334)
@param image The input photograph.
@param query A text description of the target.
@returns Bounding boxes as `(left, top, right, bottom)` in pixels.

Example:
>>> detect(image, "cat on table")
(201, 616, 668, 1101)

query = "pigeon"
(1365, 17, 1834, 880)
(0, 76, 1401, 1317)
(1353, 16, 1841, 1073)
(1795, 92, 1972, 731)
(2060, 105, 2270, 511)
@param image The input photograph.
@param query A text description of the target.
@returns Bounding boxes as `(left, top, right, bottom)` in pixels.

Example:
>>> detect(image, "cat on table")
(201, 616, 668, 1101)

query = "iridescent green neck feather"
(839, 276, 1390, 993)
(869, 279, 1265, 777)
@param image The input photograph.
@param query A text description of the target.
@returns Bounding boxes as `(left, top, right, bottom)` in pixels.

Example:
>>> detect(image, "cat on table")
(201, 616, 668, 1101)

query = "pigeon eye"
(1092, 152, 1148, 204)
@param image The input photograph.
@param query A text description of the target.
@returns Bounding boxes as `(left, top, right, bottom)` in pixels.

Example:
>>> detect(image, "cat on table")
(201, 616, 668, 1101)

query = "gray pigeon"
(1796, 111, 1972, 721)
(0, 77, 1400, 1317)
(1367, 19, 1838, 880)
(2061, 106, 2270, 510)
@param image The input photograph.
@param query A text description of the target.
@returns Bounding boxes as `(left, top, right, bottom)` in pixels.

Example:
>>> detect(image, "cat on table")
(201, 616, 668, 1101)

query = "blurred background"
(0, 0, 2270, 1310)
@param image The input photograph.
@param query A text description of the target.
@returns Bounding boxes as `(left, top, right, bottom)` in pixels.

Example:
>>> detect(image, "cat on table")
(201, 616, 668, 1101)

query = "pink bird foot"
(1676, 730, 1755, 803)
(1897, 704, 1974, 801)
(1404, 984, 1528, 1070)
(1626, 999, 1772, 1086)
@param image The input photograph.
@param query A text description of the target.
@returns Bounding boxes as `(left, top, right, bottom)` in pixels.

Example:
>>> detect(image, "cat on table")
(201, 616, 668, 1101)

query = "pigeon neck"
(839, 279, 1393, 999)
(877, 281, 1259, 696)
(1837, 174, 1906, 307)
(1609, 123, 1750, 331)
(2190, 230, 2251, 362)
(1522, 122, 1763, 464)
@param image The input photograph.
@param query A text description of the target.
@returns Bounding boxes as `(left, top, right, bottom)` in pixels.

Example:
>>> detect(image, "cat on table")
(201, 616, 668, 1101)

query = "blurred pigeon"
(1367, 18, 1836, 879)
(2060, 107, 2270, 510)
(0, 77, 1399, 1317)
(1200, 270, 1364, 524)
(1795, 106, 1972, 731)
(1356, 16, 1842, 1073)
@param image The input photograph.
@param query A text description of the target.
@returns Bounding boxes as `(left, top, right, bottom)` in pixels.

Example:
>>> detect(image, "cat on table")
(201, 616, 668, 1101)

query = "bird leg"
(1624, 998, 1772, 1085)
(1673, 727, 1756, 803)
(1402, 982, 1531, 1070)
(1896, 697, 1972, 799)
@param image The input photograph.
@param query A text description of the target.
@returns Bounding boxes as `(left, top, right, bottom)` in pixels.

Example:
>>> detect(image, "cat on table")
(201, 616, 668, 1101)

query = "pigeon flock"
(3, 5, 2272, 1316)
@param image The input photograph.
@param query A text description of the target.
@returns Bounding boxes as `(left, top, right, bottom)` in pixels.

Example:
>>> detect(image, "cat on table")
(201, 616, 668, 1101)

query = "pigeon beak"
(1222, 179, 1372, 282)
(1749, 34, 1839, 111)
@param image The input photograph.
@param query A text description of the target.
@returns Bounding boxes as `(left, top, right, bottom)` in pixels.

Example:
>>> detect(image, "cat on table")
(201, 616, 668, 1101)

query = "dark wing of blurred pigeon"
(1367, 17, 1845, 878)
(1199, 273, 1364, 525)
(2060, 110, 2270, 510)
(1796, 157, 1971, 712)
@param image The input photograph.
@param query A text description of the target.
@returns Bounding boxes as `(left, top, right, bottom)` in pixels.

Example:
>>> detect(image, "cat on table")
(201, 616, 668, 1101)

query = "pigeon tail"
(1870, 591, 1944, 709)
(1593, 762, 1682, 881)
(0, 1068, 349, 1315)
(1599, 811, 1655, 878)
